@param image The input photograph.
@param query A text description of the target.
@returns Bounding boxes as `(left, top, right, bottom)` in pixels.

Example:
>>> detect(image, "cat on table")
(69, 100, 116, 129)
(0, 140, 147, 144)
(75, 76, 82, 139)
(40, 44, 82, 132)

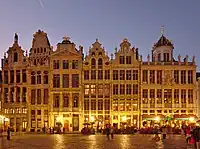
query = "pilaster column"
(186, 70, 188, 84)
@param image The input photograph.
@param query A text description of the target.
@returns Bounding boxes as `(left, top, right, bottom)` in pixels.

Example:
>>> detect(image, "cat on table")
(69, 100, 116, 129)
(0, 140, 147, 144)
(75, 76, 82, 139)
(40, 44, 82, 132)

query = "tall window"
(37, 89, 41, 104)
(4, 88, 8, 103)
(150, 70, 155, 84)
(84, 71, 89, 80)
(91, 85, 96, 97)
(22, 87, 26, 102)
(63, 60, 69, 69)
(157, 70, 162, 84)
(53, 60, 60, 69)
(120, 70, 125, 80)
(73, 95, 78, 107)
(181, 89, 186, 103)
(174, 89, 179, 103)
(133, 84, 138, 94)
(174, 70, 179, 84)
(72, 60, 78, 69)
(113, 84, 118, 95)
(126, 70, 131, 80)
(31, 72, 36, 84)
(14, 52, 18, 62)
(53, 74, 60, 88)
(22, 69, 27, 83)
(53, 94, 60, 108)
(84, 85, 89, 97)
(72, 74, 79, 88)
(98, 84, 103, 97)
(142, 70, 148, 83)
(37, 71, 41, 84)
(91, 58, 96, 69)
(120, 84, 125, 94)
(126, 56, 131, 64)
(16, 87, 20, 102)
(113, 100, 118, 111)
(104, 84, 110, 97)
(181, 70, 186, 84)
(157, 89, 162, 104)
(188, 89, 193, 104)
(98, 58, 103, 69)
(84, 99, 89, 110)
(43, 89, 48, 104)
(31, 89, 36, 105)
(113, 70, 118, 80)
(63, 94, 69, 107)
(16, 70, 20, 83)
(62, 74, 69, 88)
(126, 84, 131, 94)
(98, 99, 103, 110)
(43, 71, 48, 84)
(188, 70, 193, 84)
(142, 89, 148, 104)
(104, 70, 110, 80)
(4, 70, 8, 84)
(10, 70, 14, 83)
(98, 70, 103, 80)
(91, 99, 96, 110)
(91, 70, 96, 80)
(105, 99, 110, 110)
(10, 87, 14, 103)
(119, 56, 125, 64)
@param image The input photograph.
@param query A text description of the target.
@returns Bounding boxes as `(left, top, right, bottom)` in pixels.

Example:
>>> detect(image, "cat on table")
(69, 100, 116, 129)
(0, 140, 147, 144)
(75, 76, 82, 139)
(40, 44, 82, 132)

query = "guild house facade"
(0, 29, 197, 132)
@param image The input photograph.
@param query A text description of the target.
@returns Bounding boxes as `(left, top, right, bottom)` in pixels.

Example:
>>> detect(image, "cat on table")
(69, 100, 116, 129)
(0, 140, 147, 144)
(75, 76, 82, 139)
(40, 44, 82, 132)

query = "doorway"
(72, 114, 79, 131)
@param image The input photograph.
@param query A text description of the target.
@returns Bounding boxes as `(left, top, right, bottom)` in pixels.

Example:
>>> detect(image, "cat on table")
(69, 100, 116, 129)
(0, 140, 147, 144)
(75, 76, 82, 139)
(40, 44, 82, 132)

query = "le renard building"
(0, 29, 197, 132)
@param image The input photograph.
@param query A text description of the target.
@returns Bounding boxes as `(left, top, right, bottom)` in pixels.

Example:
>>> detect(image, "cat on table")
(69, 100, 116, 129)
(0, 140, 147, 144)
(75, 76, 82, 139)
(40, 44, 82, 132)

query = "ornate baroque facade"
(0, 30, 197, 132)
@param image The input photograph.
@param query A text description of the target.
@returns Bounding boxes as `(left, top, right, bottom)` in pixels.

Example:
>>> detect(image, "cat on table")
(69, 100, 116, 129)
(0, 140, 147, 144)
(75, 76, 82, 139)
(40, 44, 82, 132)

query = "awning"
(173, 114, 197, 120)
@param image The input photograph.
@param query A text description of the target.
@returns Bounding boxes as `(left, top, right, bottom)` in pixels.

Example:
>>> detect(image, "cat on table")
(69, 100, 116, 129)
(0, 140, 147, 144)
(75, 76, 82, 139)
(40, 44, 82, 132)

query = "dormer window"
(13, 52, 18, 62)
(164, 53, 170, 61)
(92, 52, 95, 56)
(119, 56, 125, 64)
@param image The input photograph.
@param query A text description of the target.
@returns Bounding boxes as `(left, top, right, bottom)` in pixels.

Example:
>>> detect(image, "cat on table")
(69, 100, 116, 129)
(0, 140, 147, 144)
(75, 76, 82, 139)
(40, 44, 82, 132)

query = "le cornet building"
(0, 29, 197, 132)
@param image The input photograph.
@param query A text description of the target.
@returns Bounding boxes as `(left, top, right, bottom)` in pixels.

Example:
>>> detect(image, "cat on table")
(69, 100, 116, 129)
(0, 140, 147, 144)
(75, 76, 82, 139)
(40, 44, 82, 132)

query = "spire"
(161, 25, 164, 35)
(14, 33, 18, 44)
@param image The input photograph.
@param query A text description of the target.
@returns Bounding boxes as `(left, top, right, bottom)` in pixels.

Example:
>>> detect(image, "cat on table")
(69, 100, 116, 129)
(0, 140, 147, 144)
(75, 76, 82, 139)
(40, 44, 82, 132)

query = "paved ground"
(0, 134, 193, 149)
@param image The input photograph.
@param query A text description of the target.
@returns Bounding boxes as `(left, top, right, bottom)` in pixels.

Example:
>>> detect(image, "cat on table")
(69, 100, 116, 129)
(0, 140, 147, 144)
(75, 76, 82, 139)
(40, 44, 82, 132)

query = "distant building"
(0, 29, 197, 132)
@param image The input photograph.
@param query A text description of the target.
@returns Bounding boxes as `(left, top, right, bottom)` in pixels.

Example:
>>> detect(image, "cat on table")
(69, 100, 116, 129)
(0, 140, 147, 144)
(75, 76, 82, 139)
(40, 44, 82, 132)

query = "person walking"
(110, 126, 114, 139)
(161, 126, 167, 140)
(105, 125, 110, 140)
(7, 127, 11, 140)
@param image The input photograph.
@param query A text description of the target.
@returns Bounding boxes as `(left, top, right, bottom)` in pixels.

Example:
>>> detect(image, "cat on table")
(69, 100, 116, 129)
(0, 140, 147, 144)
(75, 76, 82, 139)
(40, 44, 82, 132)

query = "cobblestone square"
(0, 134, 192, 149)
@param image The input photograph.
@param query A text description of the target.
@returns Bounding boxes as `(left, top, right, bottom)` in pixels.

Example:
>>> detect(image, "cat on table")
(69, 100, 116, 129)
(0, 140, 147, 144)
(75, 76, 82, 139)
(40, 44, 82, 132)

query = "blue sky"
(0, 0, 200, 70)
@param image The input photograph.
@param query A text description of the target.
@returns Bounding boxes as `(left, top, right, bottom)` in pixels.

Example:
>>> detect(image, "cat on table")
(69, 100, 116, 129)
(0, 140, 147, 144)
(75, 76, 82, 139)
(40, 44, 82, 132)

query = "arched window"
(98, 58, 103, 69)
(73, 95, 78, 108)
(63, 94, 69, 107)
(91, 58, 96, 69)
(37, 71, 41, 84)
(13, 52, 18, 62)
(31, 72, 36, 84)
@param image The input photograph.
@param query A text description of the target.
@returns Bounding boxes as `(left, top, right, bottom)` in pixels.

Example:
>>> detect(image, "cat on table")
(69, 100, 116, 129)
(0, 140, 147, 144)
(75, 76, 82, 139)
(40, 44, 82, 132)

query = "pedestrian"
(7, 127, 11, 140)
(105, 125, 110, 140)
(110, 126, 114, 139)
(161, 126, 167, 140)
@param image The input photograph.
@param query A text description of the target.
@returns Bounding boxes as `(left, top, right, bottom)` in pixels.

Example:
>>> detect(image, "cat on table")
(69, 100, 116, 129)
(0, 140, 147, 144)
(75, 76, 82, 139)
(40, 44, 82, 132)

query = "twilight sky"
(0, 0, 200, 70)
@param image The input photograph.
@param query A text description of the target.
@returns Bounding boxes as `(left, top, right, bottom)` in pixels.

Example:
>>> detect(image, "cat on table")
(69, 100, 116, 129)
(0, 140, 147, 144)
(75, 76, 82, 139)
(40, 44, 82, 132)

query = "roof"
(153, 35, 174, 50)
